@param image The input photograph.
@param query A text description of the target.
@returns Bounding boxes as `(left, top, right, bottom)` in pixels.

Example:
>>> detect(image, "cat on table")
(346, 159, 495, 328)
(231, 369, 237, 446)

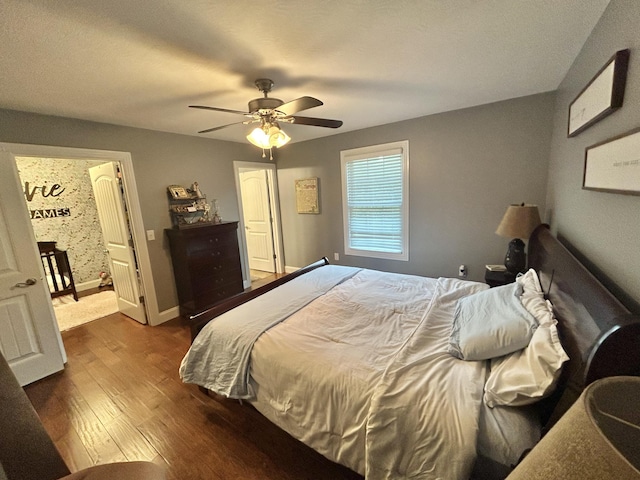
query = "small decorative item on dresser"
(167, 183, 212, 228)
(211, 198, 221, 224)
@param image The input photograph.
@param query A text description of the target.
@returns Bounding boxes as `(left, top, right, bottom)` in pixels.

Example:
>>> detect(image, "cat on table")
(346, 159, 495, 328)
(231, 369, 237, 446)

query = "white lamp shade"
(246, 125, 290, 149)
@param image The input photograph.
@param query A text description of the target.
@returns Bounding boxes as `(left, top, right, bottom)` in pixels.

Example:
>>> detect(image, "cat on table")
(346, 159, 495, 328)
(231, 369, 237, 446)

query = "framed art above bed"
(567, 49, 630, 137)
(583, 127, 640, 195)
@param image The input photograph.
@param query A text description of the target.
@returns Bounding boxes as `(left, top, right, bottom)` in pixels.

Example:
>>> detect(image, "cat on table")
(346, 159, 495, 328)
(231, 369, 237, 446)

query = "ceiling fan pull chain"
(261, 148, 266, 159)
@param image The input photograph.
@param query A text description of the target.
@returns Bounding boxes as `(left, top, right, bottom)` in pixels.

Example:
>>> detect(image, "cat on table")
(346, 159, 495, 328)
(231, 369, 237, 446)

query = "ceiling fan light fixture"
(268, 126, 290, 148)
(246, 124, 290, 149)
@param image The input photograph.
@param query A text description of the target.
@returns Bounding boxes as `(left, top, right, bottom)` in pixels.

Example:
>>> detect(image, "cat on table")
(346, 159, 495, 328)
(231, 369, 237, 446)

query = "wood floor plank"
(63, 390, 128, 465)
(67, 367, 122, 424)
(25, 313, 363, 480)
(102, 414, 161, 462)
(55, 428, 95, 472)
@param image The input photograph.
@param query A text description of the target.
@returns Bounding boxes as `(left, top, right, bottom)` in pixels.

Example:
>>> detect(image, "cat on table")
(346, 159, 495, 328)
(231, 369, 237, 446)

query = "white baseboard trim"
(284, 265, 300, 274)
(156, 306, 180, 325)
(76, 279, 102, 292)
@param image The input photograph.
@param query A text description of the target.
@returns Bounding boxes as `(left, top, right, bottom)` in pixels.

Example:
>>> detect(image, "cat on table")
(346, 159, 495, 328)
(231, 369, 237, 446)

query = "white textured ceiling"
(0, 0, 610, 144)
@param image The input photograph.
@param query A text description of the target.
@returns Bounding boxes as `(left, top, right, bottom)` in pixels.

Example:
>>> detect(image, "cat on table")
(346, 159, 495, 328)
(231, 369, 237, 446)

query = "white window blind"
(341, 141, 408, 261)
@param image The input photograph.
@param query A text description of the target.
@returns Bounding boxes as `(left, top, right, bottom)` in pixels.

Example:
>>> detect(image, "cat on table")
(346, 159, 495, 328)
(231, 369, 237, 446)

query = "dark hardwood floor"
(25, 312, 363, 480)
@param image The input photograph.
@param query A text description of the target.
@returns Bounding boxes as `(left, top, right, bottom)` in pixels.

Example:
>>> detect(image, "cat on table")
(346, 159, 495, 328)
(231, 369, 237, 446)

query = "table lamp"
(507, 376, 640, 479)
(495, 203, 541, 274)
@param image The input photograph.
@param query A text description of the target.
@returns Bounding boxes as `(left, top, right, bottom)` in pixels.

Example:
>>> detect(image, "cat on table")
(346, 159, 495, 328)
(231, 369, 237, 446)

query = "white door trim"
(234, 161, 284, 288)
(0, 143, 162, 326)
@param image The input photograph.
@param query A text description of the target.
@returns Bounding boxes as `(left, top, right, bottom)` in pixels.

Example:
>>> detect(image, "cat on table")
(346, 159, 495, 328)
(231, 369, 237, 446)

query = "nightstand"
(484, 269, 516, 287)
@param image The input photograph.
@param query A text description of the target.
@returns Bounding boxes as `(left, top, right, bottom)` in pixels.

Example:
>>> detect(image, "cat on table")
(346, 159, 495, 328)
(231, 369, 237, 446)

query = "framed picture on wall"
(295, 178, 319, 214)
(583, 127, 640, 195)
(568, 49, 630, 137)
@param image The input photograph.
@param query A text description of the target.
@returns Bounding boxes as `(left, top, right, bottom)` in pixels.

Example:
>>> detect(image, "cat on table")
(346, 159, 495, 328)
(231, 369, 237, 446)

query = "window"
(341, 141, 409, 261)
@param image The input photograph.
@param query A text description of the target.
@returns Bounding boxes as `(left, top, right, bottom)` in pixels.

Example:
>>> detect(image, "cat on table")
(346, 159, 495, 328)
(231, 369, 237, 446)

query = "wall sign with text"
(23, 181, 72, 220)
(295, 177, 319, 214)
(583, 127, 640, 195)
(568, 49, 629, 137)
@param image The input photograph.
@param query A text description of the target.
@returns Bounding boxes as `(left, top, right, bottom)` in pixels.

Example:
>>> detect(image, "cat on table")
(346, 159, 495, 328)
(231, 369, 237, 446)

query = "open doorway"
(234, 161, 285, 289)
(5, 143, 162, 327)
(15, 157, 146, 330)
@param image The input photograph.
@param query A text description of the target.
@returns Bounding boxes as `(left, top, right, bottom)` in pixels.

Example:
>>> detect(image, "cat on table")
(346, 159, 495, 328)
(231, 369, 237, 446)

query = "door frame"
(0, 143, 161, 326)
(234, 161, 284, 288)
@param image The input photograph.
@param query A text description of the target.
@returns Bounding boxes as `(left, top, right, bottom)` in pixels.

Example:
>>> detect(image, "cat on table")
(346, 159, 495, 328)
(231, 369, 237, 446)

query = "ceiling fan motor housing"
(248, 97, 284, 113)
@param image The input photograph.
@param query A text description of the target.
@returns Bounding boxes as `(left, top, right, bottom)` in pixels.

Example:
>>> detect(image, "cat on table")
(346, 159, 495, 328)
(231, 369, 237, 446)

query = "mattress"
(181, 267, 540, 479)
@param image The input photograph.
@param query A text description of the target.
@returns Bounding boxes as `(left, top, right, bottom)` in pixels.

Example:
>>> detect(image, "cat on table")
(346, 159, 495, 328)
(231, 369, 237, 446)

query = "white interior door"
(0, 151, 66, 385)
(89, 163, 146, 324)
(240, 169, 276, 272)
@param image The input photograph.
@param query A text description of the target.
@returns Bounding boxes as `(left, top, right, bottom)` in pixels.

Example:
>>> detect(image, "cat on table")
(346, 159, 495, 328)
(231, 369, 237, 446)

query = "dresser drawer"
(186, 232, 237, 255)
(193, 272, 243, 309)
(188, 255, 240, 278)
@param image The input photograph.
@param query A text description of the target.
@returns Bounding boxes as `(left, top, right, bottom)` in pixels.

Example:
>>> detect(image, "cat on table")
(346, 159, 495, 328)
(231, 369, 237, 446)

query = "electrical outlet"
(334, 253, 340, 261)
(458, 264, 467, 278)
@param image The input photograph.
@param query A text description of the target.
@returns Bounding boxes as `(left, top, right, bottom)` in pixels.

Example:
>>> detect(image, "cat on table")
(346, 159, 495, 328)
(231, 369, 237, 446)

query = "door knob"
(14, 278, 37, 288)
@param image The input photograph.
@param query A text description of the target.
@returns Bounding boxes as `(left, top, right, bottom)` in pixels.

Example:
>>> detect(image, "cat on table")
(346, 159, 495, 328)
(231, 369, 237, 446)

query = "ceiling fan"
(190, 78, 343, 157)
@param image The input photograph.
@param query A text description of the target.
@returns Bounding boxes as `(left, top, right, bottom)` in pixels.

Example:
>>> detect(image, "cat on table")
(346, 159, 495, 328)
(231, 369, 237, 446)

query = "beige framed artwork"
(568, 49, 629, 137)
(295, 177, 319, 214)
(583, 127, 640, 196)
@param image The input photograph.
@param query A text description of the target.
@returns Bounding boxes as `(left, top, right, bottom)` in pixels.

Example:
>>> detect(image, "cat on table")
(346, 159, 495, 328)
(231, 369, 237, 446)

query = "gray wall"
(0, 108, 263, 311)
(545, 0, 640, 311)
(277, 92, 556, 282)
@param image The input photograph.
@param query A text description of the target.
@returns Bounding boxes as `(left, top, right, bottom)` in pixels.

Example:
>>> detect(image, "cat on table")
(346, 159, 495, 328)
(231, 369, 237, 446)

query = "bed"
(179, 225, 640, 479)
(37, 241, 78, 301)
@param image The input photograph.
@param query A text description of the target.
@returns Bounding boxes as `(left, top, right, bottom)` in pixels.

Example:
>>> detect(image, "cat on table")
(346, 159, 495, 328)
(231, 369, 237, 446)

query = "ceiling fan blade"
(198, 121, 247, 134)
(190, 105, 250, 115)
(291, 115, 343, 128)
(276, 96, 323, 116)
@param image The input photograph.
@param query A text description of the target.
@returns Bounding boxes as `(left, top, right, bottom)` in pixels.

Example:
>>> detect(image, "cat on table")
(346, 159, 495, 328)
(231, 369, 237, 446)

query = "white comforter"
(181, 267, 489, 479)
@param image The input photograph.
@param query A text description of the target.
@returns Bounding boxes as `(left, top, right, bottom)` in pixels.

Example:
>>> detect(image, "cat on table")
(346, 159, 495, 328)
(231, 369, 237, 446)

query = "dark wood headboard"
(528, 224, 640, 429)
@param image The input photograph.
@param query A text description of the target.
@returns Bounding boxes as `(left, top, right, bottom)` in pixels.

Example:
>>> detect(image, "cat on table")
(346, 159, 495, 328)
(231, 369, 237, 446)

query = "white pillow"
(484, 296, 569, 407)
(516, 268, 549, 323)
(448, 283, 538, 361)
(516, 268, 543, 295)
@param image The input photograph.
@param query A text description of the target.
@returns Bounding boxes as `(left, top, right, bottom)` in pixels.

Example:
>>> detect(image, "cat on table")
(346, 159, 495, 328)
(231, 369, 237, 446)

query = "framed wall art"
(167, 184, 191, 199)
(568, 49, 629, 137)
(295, 177, 319, 214)
(583, 127, 640, 196)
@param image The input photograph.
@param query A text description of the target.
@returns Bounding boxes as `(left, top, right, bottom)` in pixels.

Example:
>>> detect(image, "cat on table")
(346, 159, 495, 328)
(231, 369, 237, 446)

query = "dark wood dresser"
(166, 222, 244, 317)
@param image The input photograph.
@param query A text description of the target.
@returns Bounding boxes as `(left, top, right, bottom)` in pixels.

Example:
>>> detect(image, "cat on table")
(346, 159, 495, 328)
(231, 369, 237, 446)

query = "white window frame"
(341, 140, 409, 261)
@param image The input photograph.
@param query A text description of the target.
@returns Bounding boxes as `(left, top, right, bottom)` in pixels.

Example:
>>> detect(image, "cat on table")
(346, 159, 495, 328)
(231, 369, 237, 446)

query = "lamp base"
(504, 238, 526, 274)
